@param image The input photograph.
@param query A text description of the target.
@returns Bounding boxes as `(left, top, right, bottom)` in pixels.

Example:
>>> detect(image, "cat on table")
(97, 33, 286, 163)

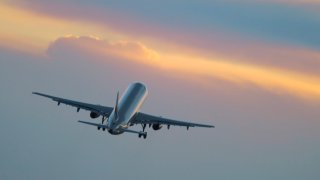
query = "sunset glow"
(1, 1, 320, 100)
(1, 1, 320, 179)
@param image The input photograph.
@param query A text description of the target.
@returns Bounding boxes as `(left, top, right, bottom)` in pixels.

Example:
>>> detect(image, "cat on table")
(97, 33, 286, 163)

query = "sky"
(0, 0, 320, 179)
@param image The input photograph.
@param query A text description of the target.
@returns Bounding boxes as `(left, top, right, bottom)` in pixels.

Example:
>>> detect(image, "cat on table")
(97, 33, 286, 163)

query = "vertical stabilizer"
(115, 91, 119, 120)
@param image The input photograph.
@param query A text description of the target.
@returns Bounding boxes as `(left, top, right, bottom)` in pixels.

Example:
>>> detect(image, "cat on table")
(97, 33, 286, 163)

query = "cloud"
(6, 0, 320, 53)
(47, 35, 159, 63)
(2, 1, 320, 64)
(0, 2, 119, 54)
(160, 54, 320, 100)
(2, 2, 320, 101)
(3, 1, 319, 69)
(46, 35, 320, 101)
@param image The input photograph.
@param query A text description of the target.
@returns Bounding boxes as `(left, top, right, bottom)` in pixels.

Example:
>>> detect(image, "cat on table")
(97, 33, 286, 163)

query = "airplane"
(33, 82, 214, 139)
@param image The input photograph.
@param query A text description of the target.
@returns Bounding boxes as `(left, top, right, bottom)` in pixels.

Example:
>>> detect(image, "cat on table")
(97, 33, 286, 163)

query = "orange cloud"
(2, 2, 320, 101)
(158, 54, 320, 100)
(46, 35, 320, 101)
(2, 1, 319, 72)
(0, 2, 120, 54)
(47, 35, 159, 62)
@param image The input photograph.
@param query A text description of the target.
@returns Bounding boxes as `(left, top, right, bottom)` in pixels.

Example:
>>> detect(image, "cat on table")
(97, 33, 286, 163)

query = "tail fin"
(114, 91, 119, 120)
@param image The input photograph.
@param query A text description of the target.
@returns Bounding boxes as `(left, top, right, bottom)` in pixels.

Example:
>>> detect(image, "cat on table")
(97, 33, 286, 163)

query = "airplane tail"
(115, 91, 119, 120)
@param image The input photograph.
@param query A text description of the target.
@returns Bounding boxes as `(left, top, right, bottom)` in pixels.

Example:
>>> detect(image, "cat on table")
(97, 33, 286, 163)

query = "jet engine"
(152, 124, 162, 130)
(90, 112, 100, 119)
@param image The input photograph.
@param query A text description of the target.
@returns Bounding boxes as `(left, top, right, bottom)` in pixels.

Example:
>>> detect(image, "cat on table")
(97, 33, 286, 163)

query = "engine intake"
(152, 124, 162, 130)
(90, 112, 100, 119)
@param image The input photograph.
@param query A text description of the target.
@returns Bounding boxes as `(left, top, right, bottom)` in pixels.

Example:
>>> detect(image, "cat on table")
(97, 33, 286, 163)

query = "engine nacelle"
(90, 112, 100, 119)
(152, 124, 162, 130)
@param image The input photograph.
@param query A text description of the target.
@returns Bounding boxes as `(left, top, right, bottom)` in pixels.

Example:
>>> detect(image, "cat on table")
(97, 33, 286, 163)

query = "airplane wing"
(133, 112, 214, 128)
(32, 92, 113, 116)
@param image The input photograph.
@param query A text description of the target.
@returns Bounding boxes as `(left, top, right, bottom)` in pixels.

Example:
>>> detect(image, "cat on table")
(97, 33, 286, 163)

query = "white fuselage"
(107, 82, 148, 135)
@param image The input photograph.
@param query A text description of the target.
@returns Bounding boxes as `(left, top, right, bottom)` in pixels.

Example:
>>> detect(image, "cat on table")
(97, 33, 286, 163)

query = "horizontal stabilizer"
(122, 129, 146, 135)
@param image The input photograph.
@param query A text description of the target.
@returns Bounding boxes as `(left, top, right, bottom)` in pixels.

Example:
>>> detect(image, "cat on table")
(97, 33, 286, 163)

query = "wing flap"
(134, 112, 214, 128)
